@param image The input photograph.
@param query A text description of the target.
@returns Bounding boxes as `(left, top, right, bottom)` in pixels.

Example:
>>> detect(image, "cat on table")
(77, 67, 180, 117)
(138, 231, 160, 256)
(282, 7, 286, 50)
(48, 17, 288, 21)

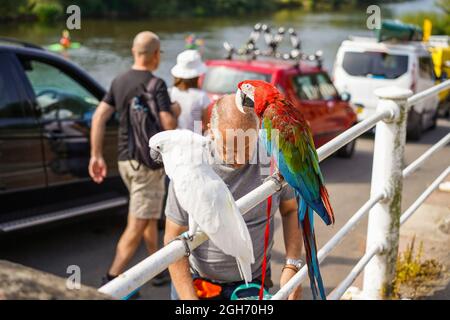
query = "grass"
(392, 236, 443, 299)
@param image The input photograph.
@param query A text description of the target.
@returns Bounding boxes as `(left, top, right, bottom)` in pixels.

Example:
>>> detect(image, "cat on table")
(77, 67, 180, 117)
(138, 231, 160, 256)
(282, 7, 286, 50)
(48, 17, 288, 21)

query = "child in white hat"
(169, 50, 211, 132)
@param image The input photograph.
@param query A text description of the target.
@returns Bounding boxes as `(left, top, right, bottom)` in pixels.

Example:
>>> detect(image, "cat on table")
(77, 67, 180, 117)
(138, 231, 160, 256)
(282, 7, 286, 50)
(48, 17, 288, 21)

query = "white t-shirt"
(169, 87, 211, 132)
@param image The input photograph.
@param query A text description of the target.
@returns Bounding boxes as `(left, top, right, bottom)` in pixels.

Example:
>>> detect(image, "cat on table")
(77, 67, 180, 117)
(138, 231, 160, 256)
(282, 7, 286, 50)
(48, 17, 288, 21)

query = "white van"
(333, 37, 439, 140)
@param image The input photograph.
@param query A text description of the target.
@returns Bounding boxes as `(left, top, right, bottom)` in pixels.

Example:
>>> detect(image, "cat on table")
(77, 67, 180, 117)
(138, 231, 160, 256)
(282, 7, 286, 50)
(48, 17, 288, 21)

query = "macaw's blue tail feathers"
(297, 196, 327, 300)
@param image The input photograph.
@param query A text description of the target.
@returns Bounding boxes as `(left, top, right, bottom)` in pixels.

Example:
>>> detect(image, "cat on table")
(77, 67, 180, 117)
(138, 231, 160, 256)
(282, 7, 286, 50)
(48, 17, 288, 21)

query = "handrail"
(98, 177, 285, 298)
(99, 80, 450, 300)
(317, 109, 392, 161)
(328, 166, 450, 300)
(272, 81, 450, 300)
(328, 244, 382, 300)
(407, 79, 450, 106)
(400, 167, 450, 225)
(271, 192, 385, 300)
(403, 133, 450, 178)
(99, 108, 389, 299)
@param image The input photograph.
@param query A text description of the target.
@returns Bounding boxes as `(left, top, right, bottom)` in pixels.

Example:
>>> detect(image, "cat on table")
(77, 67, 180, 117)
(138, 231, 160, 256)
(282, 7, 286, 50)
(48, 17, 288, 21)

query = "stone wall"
(0, 260, 111, 300)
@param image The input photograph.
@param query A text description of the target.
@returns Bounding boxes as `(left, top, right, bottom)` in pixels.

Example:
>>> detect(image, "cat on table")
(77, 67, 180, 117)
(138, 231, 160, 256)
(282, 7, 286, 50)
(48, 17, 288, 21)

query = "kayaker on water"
(60, 30, 71, 49)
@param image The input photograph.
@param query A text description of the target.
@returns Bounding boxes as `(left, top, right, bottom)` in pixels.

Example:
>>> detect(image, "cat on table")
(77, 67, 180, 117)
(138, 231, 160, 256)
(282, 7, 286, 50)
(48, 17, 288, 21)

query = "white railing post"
(362, 86, 412, 299)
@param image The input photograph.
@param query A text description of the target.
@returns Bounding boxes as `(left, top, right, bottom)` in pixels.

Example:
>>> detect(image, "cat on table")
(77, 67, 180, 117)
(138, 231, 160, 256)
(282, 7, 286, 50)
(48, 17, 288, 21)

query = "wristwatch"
(285, 258, 303, 271)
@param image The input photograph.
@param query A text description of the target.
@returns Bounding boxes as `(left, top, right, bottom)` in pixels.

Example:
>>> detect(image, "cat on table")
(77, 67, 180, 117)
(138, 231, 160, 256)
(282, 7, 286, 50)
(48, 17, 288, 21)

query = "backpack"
(127, 76, 163, 170)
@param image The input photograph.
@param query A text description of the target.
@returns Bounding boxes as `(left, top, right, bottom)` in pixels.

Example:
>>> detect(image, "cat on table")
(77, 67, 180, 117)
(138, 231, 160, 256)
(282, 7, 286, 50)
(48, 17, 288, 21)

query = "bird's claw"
(264, 171, 284, 191)
(170, 232, 193, 257)
(185, 231, 194, 242)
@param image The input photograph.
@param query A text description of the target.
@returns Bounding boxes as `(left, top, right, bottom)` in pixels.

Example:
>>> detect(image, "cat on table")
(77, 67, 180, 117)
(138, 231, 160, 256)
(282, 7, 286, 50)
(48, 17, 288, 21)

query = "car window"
(292, 73, 338, 101)
(342, 51, 409, 79)
(21, 59, 98, 122)
(418, 56, 434, 80)
(202, 66, 271, 94)
(292, 74, 320, 100)
(315, 73, 339, 100)
(0, 53, 32, 121)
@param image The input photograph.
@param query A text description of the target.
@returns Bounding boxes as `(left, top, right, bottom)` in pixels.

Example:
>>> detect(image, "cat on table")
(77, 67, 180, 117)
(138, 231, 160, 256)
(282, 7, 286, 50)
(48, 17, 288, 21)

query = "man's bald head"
(210, 94, 259, 167)
(132, 31, 160, 55)
(132, 31, 161, 70)
(211, 94, 258, 132)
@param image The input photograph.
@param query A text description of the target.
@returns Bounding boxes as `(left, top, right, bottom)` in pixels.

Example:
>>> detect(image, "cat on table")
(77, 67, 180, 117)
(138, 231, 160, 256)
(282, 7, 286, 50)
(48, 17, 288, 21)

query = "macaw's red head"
(235, 80, 280, 118)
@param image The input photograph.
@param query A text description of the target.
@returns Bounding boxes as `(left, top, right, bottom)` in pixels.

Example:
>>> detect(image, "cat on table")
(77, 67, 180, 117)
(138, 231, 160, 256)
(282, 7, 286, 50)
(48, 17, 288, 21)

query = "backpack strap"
(126, 76, 160, 171)
(145, 76, 159, 94)
(145, 76, 162, 129)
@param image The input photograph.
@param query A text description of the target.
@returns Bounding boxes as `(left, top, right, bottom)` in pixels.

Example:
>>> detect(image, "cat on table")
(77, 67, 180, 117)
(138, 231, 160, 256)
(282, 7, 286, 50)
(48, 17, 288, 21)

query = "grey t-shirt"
(165, 159, 295, 284)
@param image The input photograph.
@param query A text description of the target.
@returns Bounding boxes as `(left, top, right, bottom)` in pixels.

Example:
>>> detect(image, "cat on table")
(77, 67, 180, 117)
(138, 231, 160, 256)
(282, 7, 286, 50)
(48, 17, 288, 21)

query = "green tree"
(401, 11, 450, 36)
(435, 0, 449, 15)
(31, 1, 63, 23)
(0, 0, 28, 19)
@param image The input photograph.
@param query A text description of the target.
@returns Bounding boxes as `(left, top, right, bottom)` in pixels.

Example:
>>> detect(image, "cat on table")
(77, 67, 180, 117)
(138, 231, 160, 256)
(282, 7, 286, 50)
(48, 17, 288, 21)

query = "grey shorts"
(118, 160, 165, 220)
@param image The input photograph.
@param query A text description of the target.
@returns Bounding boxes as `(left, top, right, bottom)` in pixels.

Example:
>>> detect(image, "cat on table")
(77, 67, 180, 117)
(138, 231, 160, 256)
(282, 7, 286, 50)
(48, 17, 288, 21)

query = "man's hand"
(279, 197, 303, 300)
(164, 219, 198, 300)
(89, 156, 107, 184)
(280, 267, 302, 300)
(89, 101, 114, 184)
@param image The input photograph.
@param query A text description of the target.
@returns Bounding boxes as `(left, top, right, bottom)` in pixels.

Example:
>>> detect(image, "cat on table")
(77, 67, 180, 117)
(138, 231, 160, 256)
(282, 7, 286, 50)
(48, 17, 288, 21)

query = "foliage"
(0, 0, 28, 19)
(392, 236, 443, 299)
(401, 11, 450, 36)
(435, 0, 449, 15)
(1, 0, 446, 23)
(32, 1, 63, 23)
(295, 0, 404, 11)
(55, 0, 277, 18)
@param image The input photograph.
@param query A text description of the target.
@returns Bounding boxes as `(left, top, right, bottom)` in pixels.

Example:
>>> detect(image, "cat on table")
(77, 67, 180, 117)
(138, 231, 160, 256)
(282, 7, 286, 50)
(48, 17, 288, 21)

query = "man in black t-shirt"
(89, 31, 178, 290)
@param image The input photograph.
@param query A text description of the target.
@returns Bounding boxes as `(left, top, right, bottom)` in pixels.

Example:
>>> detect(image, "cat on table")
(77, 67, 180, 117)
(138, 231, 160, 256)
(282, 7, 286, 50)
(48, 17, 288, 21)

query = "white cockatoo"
(149, 129, 255, 283)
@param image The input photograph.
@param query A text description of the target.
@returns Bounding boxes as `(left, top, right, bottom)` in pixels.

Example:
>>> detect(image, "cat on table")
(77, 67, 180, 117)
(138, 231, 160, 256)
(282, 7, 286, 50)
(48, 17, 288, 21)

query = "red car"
(200, 59, 357, 157)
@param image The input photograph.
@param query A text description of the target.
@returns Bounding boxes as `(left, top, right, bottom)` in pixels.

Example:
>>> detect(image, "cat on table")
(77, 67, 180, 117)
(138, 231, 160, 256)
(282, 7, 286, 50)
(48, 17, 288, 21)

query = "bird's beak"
(235, 88, 245, 114)
(149, 147, 163, 163)
(235, 88, 254, 114)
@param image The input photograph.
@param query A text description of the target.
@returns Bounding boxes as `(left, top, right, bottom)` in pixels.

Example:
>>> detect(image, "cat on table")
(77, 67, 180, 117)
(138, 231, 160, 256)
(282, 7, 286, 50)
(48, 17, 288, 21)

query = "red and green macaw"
(235, 80, 334, 300)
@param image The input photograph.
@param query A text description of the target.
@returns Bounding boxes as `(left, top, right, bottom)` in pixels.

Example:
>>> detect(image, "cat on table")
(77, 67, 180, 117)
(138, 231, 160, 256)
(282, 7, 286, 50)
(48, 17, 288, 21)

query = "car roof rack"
(223, 23, 323, 68)
(0, 37, 44, 50)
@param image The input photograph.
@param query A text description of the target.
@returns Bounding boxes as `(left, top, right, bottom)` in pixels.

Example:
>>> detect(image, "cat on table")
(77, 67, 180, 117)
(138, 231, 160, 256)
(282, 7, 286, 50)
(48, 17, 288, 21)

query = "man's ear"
(153, 49, 160, 61)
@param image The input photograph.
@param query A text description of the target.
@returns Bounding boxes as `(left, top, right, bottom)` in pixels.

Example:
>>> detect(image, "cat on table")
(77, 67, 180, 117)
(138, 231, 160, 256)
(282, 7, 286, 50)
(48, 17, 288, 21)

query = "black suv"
(0, 38, 126, 233)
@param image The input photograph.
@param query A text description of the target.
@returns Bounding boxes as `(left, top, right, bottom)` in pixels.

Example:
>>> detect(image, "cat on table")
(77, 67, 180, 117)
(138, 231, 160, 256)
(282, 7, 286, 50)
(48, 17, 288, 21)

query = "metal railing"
(99, 79, 450, 300)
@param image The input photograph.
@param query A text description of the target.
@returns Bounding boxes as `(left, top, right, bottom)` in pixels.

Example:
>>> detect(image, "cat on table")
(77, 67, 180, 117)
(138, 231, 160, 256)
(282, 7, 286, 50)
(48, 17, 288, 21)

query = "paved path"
(399, 178, 450, 300)
(1, 119, 449, 300)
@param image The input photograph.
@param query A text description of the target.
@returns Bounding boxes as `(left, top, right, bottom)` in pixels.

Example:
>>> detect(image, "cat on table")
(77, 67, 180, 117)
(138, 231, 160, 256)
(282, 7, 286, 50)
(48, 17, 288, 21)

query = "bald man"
(90, 31, 177, 291)
(164, 94, 303, 300)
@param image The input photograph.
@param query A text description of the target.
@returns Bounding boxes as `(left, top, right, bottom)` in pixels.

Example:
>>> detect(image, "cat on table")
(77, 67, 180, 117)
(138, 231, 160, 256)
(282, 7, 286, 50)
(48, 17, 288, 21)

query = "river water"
(0, 0, 440, 89)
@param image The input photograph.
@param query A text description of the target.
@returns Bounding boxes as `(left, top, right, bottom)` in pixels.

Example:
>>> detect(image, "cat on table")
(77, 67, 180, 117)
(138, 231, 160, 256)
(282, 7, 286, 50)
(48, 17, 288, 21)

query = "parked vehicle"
(427, 36, 450, 118)
(0, 38, 126, 233)
(333, 36, 440, 140)
(201, 24, 357, 156)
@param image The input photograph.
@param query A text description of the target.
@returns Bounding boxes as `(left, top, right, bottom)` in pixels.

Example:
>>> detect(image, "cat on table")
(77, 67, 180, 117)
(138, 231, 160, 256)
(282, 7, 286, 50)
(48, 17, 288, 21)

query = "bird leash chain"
(259, 159, 274, 300)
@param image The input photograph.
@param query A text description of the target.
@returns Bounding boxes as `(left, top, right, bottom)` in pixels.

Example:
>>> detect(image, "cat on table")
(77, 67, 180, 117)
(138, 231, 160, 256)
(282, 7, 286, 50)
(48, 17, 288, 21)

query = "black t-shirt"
(103, 69, 171, 161)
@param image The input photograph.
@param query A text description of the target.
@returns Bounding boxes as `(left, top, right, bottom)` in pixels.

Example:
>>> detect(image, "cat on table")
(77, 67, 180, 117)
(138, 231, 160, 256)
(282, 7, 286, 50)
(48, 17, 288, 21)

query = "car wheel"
(438, 99, 450, 119)
(407, 109, 423, 141)
(337, 138, 356, 158)
(444, 101, 450, 119)
(430, 109, 438, 130)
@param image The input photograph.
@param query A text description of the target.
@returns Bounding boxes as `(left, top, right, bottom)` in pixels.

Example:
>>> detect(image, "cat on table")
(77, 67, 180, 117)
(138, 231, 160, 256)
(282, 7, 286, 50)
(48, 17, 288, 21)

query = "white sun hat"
(171, 49, 207, 79)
